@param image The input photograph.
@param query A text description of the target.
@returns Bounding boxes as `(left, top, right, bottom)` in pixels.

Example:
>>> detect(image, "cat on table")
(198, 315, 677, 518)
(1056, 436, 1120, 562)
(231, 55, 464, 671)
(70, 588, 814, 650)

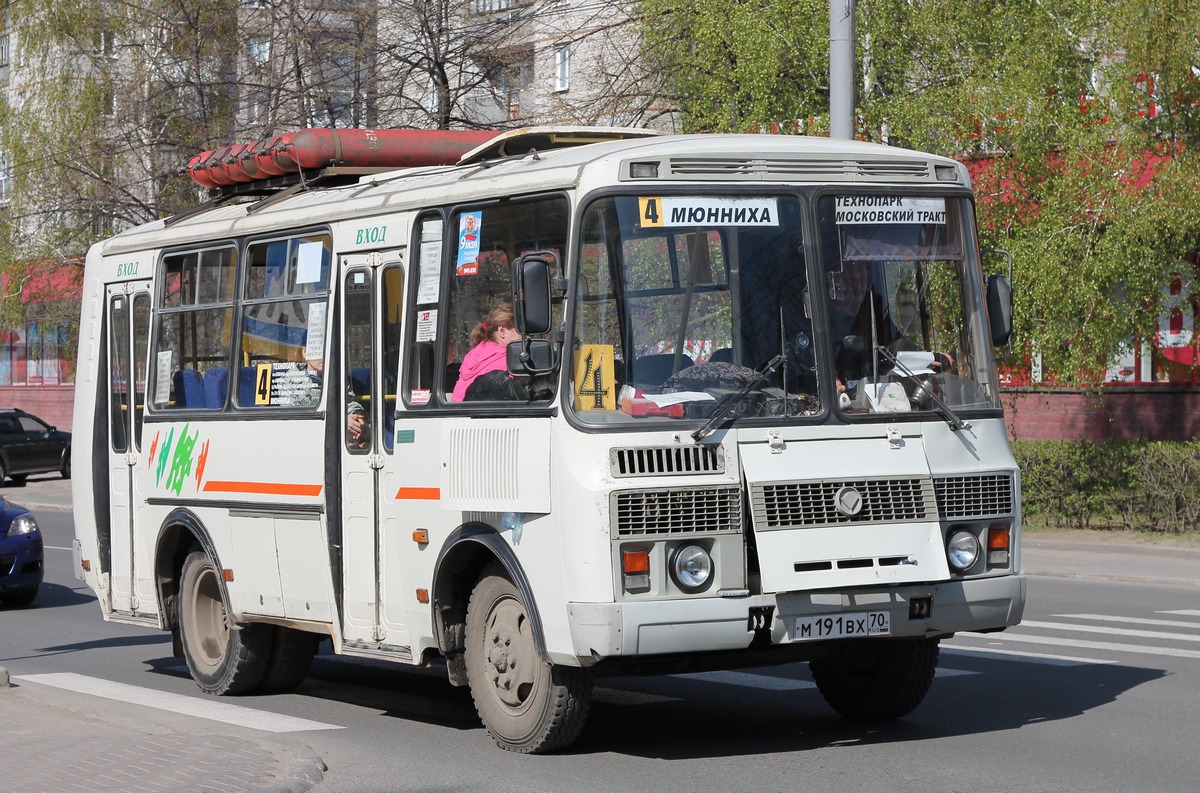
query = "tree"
(642, 0, 1200, 385)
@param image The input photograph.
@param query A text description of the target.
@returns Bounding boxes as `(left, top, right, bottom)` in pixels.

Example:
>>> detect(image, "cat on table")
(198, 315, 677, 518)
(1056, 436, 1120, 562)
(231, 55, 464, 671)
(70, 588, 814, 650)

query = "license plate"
(793, 611, 890, 641)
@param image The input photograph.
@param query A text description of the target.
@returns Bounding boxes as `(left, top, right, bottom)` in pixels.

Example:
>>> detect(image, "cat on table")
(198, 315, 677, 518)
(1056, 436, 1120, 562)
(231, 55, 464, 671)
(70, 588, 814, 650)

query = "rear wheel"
(465, 563, 592, 753)
(178, 550, 271, 694)
(258, 627, 320, 693)
(810, 637, 940, 721)
(10, 473, 27, 486)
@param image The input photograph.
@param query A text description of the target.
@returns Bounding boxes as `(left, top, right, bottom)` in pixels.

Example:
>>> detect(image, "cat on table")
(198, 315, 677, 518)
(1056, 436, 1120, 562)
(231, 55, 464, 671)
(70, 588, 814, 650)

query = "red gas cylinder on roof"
(186, 127, 499, 188)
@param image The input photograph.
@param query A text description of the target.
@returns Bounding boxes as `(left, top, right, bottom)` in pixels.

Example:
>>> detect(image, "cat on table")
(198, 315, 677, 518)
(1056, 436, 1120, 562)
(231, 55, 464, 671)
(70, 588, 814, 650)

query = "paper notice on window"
(894, 350, 935, 375)
(417, 240, 441, 303)
(305, 302, 327, 361)
(296, 241, 325, 285)
(835, 196, 946, 225)
(644, 391, 715, 406)
(416, 309, 437, 342)
(155, 350, 173, 405)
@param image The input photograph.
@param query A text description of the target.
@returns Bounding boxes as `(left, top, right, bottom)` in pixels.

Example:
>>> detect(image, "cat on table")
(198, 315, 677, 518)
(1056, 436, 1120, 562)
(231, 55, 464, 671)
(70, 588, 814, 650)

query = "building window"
(248, 36, 270, 66)
(554, 45, 572, 93)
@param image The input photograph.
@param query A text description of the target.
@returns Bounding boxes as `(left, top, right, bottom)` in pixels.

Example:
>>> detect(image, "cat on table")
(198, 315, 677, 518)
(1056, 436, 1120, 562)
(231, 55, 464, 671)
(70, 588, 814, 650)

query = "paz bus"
(71, 126, 1025, 753)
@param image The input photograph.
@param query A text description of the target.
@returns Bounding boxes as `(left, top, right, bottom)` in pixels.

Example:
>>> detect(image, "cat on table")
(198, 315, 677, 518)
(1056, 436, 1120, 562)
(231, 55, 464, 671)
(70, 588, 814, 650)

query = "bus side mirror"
(986, 274, 1013, 347)
(507, 338, 557, 376)
(513, 252, 554, 335)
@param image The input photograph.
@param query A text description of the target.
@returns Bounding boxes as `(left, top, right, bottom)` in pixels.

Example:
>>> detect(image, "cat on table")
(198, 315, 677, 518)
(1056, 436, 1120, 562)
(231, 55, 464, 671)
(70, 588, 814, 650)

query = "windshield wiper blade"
(874, 347, 971, 431)
(692, 353, 785, 442)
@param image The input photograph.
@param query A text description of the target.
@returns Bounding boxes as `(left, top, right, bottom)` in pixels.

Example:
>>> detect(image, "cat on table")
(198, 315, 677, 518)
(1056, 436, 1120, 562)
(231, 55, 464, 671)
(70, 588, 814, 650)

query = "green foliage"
(642, 0, 1200, 386)
(1013, 439, 1200, 533)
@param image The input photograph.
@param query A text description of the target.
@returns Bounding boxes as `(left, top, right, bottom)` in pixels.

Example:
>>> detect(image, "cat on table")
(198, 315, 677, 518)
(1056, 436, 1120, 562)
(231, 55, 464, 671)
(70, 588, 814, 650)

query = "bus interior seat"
(173, 370, 204, 408)
(238, 366, 258, 406)
(349, 367, 371, 399)
(632, 353, 694, 387)
(203, 367, 229, 408)
(710, 347, 734, 363)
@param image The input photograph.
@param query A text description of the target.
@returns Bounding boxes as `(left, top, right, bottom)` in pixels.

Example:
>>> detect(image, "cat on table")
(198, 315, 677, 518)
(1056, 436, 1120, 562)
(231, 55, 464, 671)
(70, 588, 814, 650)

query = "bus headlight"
(670, 544, 713, 592)
(946, 530, 980, 572)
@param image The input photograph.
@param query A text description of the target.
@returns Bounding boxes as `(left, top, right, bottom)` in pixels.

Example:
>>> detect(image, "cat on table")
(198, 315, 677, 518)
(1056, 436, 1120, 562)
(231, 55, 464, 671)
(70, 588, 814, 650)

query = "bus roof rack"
(456, 126, 662, 165)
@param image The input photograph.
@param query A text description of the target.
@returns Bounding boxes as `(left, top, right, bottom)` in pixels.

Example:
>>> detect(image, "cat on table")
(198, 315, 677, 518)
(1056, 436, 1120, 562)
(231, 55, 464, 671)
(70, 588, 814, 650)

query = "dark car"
(0, 497, 42, 606)
(0, 408, 71, 485)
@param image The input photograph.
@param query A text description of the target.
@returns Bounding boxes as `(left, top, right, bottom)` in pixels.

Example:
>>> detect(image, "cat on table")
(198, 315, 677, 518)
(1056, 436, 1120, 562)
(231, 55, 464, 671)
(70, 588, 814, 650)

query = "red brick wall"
(0, 386, 76, 431)
(1002, 387, 1200, 441)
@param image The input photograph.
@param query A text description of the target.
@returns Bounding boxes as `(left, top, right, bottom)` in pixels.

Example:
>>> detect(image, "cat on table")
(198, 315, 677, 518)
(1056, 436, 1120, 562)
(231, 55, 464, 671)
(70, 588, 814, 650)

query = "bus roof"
(97, 132, 970, 257)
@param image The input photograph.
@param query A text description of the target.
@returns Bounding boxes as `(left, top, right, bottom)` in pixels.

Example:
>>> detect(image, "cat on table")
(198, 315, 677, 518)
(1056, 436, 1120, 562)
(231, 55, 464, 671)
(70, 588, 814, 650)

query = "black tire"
(811, 637, 940, 721)
(258, 627, 319, 693)
(1, 586, 38, 607)
(178, 550, 271, 694)
(0, 459, 7, 485)
(61, 451, 71, 479)
(465, 563, 592, 753)
(10, 473, 27, 486)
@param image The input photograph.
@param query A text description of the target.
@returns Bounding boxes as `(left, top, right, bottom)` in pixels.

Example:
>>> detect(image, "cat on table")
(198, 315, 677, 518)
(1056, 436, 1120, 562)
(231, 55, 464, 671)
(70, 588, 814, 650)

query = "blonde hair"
(469, 303, 515, 347)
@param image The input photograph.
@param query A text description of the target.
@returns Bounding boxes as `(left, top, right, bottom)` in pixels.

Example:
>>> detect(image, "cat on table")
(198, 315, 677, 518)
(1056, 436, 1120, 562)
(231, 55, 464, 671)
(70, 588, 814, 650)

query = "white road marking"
(942, 644, 1117, 666)
(1161, 609, 1200, 617)
(1054, 613, 1200, 630)
(15, 673, 344, 733)
(1021, 619, 1200, 643)
(954, 631, 1200, 659)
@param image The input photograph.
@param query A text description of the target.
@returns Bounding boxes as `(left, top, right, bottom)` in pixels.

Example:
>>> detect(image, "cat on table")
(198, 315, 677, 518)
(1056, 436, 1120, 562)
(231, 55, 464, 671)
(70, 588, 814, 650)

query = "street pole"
(829, 0, 856, 139)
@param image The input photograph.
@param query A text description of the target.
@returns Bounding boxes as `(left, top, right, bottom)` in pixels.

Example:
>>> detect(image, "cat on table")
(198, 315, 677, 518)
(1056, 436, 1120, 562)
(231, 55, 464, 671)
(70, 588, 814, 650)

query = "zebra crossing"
(945, 608, 1200, 664)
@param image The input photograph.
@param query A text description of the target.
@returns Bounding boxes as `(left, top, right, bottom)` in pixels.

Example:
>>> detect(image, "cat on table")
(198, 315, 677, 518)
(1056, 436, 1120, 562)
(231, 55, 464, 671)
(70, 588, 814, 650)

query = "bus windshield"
(569, 193, 1000, 427)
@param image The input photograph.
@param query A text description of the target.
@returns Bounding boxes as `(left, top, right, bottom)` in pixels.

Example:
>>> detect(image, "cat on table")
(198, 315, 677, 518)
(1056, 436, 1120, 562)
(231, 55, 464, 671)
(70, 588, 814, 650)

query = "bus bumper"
(566, 574, 1026, 660)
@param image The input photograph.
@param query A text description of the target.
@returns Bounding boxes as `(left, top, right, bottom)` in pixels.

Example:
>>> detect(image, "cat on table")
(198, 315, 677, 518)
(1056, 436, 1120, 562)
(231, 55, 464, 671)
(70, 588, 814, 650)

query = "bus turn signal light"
(988, 526, 1011, 567)
(622, 548, 651, 592)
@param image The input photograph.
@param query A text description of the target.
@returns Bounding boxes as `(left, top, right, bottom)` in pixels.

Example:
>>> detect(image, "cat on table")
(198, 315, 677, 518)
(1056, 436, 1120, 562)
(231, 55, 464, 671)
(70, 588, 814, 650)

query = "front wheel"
(465, 563, 592, 753)
(810, 637, 940, 721)
(178, 550, 271, 694)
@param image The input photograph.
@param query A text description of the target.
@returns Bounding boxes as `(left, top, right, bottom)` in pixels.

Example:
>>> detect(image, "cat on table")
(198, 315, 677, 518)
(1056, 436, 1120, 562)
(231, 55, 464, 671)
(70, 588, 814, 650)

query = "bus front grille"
(612, 486, 742, 537)
(751, 478, 936, 529)
(934, 473, 1015, 519)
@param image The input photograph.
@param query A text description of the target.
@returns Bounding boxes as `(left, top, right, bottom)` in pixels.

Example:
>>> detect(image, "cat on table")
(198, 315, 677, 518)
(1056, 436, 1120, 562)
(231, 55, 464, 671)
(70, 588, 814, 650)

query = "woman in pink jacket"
(452, 303, 518, 401)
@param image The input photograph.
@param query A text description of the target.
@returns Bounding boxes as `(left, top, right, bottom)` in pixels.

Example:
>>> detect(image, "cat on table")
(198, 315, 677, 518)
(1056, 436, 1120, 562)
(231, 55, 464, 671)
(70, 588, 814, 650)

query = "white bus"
(72, 127, 1025, 753)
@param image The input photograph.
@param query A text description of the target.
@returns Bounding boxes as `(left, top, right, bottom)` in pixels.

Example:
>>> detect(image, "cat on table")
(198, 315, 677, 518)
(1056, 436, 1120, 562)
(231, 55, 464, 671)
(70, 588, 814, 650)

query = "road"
(3, 475, 1199, 792)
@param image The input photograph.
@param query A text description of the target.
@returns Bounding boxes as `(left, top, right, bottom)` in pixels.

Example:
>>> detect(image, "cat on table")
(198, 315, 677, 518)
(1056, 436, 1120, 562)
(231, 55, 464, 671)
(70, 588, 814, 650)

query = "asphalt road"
(4, 474, 1199, 793)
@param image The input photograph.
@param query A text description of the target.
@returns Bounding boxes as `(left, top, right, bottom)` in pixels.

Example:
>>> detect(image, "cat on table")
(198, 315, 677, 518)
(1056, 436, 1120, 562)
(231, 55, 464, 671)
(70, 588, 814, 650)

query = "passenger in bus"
(451, 303, 518, 401)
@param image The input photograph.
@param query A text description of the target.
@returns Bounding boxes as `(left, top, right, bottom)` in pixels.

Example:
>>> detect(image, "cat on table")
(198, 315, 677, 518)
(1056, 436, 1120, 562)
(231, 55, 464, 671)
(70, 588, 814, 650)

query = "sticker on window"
(456, 211, 482, 275)
(835, 196, 946, 225)
(638, 196, 778, 228)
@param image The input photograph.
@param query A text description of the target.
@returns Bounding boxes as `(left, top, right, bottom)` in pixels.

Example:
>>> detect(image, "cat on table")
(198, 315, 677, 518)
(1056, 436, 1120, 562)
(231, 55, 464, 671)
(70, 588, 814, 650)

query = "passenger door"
(104, 281, 151, 614)
(339, 252, 409, 651)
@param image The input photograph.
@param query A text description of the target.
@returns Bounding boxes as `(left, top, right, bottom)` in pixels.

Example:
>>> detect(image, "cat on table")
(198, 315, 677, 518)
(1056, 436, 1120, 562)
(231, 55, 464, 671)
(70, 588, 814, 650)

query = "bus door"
(339, 252, 407, 648)
(104, 281, 151, 614)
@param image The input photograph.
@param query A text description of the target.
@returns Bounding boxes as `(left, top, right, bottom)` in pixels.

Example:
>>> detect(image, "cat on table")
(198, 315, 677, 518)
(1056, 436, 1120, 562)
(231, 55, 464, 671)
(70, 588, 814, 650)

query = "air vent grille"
(613, 486, 742, 537)
(934, 473, 1015, 519)
(667, 157, 932, 181)
(610, 446, 724, 477)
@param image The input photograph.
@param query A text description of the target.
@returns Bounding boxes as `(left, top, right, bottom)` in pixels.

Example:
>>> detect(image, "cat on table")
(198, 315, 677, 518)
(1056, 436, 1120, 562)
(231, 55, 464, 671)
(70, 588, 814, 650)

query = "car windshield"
(568, 193, 1000, 428)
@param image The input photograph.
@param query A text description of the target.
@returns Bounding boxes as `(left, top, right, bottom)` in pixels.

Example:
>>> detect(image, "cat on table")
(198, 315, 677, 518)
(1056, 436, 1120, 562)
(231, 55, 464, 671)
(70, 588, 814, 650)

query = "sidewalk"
(0, 668, 326, 793)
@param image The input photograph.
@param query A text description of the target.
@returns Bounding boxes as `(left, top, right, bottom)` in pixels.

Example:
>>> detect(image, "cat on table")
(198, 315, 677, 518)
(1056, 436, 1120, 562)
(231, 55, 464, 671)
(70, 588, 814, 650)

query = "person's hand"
(347, 411, 365, 440)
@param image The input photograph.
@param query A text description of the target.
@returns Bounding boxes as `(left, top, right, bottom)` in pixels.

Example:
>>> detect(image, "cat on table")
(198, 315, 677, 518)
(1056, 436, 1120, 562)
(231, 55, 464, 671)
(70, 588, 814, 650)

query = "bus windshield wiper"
(875, 347, 971, 431)
(692, 353, 785, 442)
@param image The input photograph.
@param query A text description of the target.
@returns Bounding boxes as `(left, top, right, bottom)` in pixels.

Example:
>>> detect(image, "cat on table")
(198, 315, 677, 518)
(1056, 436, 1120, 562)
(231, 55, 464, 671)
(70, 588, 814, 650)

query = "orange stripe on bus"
(202, 480, 324, 497)
(396, 486, 440, 500)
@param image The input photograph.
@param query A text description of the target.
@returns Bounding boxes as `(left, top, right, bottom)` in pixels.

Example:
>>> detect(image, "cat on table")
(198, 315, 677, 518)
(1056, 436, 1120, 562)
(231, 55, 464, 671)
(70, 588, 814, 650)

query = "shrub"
(1012, 439, 1200, 534)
